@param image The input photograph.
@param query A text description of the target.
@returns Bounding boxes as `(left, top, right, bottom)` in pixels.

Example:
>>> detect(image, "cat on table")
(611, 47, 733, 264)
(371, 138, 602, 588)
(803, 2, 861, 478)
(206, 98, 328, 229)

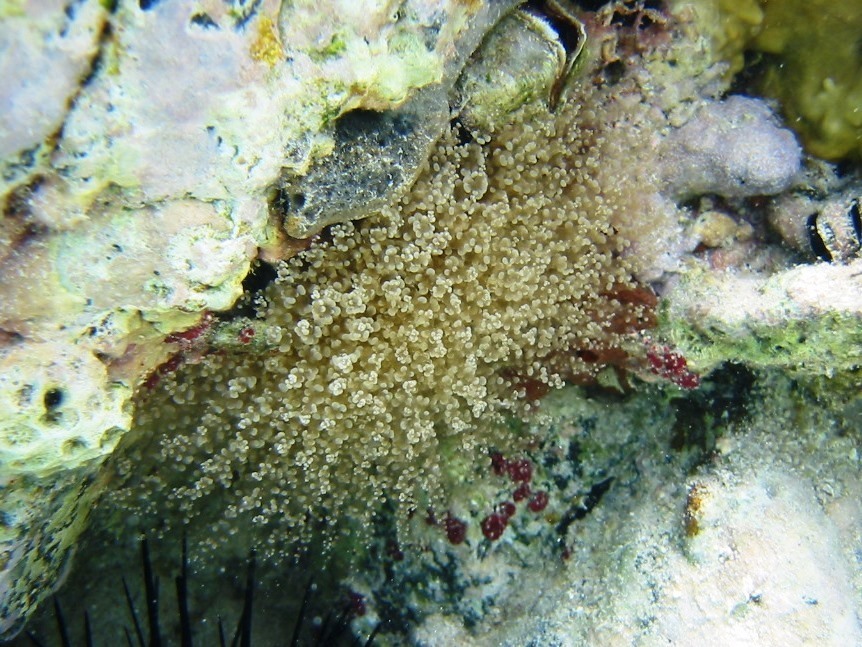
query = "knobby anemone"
(113, 55, 671, 560)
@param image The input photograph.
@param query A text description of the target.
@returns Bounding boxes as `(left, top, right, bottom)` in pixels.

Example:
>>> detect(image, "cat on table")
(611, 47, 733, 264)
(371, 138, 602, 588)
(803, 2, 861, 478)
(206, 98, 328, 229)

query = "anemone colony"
(121, 81, 659, 556)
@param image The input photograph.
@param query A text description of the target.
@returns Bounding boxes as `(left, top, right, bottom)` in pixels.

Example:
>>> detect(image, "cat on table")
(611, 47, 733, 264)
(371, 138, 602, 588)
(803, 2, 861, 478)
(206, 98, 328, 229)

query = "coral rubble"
(395, 372, 862, 645)
(663, 259, 862, 376)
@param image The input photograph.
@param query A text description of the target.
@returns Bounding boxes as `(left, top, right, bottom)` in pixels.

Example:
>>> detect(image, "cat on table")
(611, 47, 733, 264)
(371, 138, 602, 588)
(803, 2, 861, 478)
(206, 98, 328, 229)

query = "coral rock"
(661, 96, 802, 200)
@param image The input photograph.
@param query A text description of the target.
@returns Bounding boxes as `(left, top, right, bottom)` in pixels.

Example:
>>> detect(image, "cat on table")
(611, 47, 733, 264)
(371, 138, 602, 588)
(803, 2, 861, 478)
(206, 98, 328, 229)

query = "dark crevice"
(21, 537, 375, 646)
(523, 0, 583, 59)
(669, 362, 757, 457)
(190, 13, 219, 29)
(231, 0, 263, 30)
(556, 476, 614, 536)
(218, 261, 279, 321)
(43, 388, 64, 410)
(807, 213, 834, 262)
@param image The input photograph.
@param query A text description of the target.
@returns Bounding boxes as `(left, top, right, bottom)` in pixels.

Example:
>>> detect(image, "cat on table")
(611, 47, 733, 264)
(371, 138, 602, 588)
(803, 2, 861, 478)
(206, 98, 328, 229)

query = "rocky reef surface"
(0, 0, 519, 634)
(1, 0, 861, 643)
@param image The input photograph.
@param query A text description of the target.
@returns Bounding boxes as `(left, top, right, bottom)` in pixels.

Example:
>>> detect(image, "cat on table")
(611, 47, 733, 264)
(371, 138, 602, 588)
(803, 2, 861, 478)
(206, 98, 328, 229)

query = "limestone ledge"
(663, 258, 862, 377)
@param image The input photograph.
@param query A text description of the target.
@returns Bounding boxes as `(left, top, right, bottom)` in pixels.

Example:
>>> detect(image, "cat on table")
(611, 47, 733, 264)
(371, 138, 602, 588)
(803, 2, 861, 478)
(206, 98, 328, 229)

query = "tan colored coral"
(125, 82, 663, 554)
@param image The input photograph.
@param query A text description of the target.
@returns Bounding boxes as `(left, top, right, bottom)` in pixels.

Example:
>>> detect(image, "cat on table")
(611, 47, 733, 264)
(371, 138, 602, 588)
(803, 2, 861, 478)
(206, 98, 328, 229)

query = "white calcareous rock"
(660, 95, 802, 200)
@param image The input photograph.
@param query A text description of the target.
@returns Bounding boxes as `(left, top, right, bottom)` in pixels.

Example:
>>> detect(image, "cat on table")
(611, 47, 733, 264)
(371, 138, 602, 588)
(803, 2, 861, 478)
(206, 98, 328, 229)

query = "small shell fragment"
(769, 182, 862, 263)
(806, 199, 861, 263)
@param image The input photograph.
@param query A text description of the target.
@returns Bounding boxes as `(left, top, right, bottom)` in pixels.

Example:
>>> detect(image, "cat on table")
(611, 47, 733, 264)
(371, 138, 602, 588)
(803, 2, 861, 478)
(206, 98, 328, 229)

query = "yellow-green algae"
(660, 262, 862, 378)
(664, 306, 862, 377)
(753, 0, 862, 160)
(0, 1, 524, 636)
(682, 0, 862, 160)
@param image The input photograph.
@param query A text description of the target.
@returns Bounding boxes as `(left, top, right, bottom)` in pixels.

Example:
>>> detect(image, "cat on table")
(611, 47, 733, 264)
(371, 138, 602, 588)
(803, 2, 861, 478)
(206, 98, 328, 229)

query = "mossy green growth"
(660, 302, 862, 378)
(0, 0, 25, 17)
(672, 0, 763, 75)
(308, 33, 346, 63)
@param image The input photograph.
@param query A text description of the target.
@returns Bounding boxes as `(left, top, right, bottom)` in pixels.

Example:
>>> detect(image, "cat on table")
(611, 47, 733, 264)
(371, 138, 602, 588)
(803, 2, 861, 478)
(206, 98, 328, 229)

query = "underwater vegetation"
(3, 0, 862, 643)
(117, 84, 658, 557)
(752, 0, 862, 161)
(694, 0, 862, 160)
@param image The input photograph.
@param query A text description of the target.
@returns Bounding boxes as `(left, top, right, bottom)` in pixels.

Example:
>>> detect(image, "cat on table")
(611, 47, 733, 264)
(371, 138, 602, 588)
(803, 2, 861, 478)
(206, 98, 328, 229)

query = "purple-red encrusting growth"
(238, 326, 255, 344)
(445, 515, 468, 545)
(645, 344, 700, 389)
(527, 490, 549, 512)
(497, 501, 516, 519)
(512, 482, 531, 502)
(481, 512, 508, 541)
(165, 312, 213, 346)
(490, 450, 508, 476)
(507, 458, 532, 483)
(142, 354, 183, 390)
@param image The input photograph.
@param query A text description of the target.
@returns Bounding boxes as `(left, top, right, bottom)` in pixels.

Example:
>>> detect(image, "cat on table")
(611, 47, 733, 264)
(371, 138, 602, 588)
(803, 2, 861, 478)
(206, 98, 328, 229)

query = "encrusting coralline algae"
(0, 0, 520, 633)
